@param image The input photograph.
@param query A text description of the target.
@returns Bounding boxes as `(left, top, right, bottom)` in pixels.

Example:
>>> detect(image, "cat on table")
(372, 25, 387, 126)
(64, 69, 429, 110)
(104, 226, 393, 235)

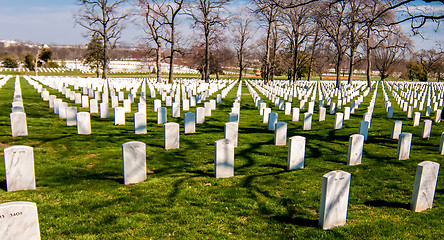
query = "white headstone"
(10, 112, 28, 137)
(224, 122, 239, 148)
(319, 170, 351, 230)
(81, 95, 89, 108)
(413, 112, 421, 126)
(334, 113, 344, 130)
(114, 107, 126, 125)
(319, 107, 326, 122)
(263, 108, 271, 123)
(123, 99, 131, 113)
(268, 112, 278, 131)
(0, 202, 40, 240)
(100, 103, 109, 118)
(89, 99, 98, 113)
(204, 102, 212, 117)
(347, 134, 364, 166)
(66, 107, 77, 126)
(196, 107, 205, 124)
(435, 109, 442, 123)
(184, 112, 196, 133)
(292, 107, 300, 122)
(302, 112, 312, 131)
(134, 112, 147, 134)
(172, 102, 180, 118)
(3, 146, 35, 192)
(58, 102, 68, 119)
(214, 139, 234, 178)
(391, 120, 403, 139)
(411, 161, 440, 212)
(157, 107, 167, 124)
(164, 122, 179, 149)
(439, 132, 444, 155)
(287, 136, 305, 170)
(344, 107, 350, 120)
(154, 99, 161, 112)
(358, 121, 369, 141)
(422, 120, 432, 138)
(182, 99, 190, 111)
(122, 141, 146, 185)
(285, 102, 292, 115)
(387, 106, 394, 118)
(77, 112, 91, 135)
(274, 122, 287, 146)
(397, 132, 412, 160)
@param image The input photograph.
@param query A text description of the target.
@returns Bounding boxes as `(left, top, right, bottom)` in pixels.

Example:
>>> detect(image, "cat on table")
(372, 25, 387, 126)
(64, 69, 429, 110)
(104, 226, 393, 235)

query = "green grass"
(0, 76, 442, 239)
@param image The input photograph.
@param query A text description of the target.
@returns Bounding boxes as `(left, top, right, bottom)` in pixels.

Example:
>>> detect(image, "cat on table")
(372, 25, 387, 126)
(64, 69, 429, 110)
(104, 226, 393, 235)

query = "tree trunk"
(102, 37, 108, 79)
(348, 48, 355, 84)
(239, 36, 244, 81)
(335, 52, 342, 88)
(168, 24, 175, 84)
(156, 42, 161, 83)
(366, 28, 372, 87)
(264, 22, 272, 83)
(204, 26, 210, 83)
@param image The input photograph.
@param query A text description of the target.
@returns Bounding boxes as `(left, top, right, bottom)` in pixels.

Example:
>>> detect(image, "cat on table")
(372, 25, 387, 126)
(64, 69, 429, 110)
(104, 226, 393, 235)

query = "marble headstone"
(287, 136, 305, 170)
(347, 134, 364, 166)
(319, 170, 351, 230)
(214, 139, 234, 178)
(411, 161, 440, 212)
(4, 146, 35, 192)
(164, 122, 179, 149)
(10, 112, 28, 137)
(0, 202, 40, 240)
(122, 141, 146, 185)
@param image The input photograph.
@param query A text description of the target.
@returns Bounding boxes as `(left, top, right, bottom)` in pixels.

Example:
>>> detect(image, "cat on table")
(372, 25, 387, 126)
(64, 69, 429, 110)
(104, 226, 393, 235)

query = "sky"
(0, 0, 442, 50)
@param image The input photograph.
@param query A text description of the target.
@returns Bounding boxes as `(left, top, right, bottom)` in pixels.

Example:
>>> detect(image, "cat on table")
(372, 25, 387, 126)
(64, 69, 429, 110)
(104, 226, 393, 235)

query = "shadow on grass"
(364, 200, 410, 209)
(0, 180, 6, 191)
(273, 215, 318, 228)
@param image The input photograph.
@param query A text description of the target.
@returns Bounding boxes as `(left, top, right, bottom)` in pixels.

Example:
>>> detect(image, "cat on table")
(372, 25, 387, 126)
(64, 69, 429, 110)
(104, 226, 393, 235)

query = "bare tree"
(315, 0, 349, 87)
(139, 0, 166, 82)
(232, 14, 254, 81)
(279, 1, 313, 81)
(373, 32, 411, 80)
(158, 0, 184, 83)
(185, 0, 230, 82)
(417, 49, 444, 80)
(75, 0, 131, 79)
(253, 0, 279, 83)
(344, 0, 367, 84)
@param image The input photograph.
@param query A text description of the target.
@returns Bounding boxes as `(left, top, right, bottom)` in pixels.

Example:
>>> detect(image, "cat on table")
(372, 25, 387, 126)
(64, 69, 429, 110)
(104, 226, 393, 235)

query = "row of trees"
(75, 0, 443, 86)
(1, 46, 55, 70)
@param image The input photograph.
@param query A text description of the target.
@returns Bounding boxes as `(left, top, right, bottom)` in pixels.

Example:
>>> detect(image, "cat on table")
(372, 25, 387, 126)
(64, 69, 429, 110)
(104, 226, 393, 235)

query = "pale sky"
(0, 0, 442, 50)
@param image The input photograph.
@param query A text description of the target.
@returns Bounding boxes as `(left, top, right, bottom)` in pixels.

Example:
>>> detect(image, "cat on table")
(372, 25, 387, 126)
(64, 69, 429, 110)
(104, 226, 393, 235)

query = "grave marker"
(319, 170, 351, 230)
(274, 122, 287, 146)
(122, 141, 146, 185)
(397, 132, 412, 160)
(10, 112, 28, 137)
(3, 146, 35, 192)
(287, 136, 305, 170)
(0, 202, 40, 240)
(411, 161, 440, 212)
(214, 139, 234, 178)
(164, 122, 179, 149)
(347, 134, 364, 166)
(77, 112, 91, 135)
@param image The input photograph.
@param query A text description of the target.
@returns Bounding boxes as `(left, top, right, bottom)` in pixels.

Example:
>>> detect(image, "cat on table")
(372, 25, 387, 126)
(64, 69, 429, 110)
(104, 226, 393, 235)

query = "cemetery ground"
(0, 77, 443, 239)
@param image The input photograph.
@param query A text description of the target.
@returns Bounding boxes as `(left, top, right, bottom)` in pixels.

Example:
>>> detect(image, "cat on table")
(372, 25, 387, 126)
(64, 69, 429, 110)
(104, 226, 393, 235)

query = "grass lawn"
(0, 76, 442, 239)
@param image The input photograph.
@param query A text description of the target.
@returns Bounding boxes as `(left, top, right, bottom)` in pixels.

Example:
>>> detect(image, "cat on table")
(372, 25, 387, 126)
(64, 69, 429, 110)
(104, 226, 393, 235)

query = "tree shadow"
(0, 180, 7, 191)
(364, 200, 410, 209)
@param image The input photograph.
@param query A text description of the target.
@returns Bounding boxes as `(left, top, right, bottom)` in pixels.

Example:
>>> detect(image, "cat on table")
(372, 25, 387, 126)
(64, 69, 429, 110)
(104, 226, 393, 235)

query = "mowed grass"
(0, 76, 442, 239)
